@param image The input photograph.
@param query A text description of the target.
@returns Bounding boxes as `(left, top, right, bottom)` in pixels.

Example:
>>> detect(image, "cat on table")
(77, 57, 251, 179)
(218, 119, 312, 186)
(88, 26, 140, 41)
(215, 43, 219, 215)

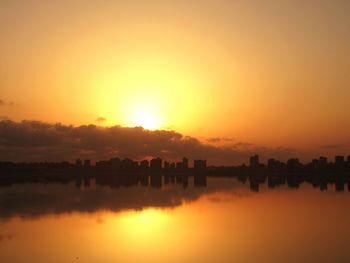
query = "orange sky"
(1, 1, 350, 160)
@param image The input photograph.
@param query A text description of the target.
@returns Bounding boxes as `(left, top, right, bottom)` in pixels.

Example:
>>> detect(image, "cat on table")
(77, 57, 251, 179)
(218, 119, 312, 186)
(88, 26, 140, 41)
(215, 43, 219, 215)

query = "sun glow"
(124, 102, 163, 130)
(132, 110, 160, 130)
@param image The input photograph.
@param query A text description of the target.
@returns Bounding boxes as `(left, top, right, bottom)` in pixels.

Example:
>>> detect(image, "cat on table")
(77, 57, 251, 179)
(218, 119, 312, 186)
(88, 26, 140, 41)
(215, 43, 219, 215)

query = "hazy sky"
(1, 0, 350, 161)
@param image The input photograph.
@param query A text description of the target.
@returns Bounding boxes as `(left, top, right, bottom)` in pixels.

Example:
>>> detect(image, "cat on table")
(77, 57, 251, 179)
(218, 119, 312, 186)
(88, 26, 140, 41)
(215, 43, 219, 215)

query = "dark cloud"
(321, 144, 347, 149)
(96, 117, 106, 123)
(0, 234, 12, 242)
(231, 142, 255, 148)
(207, 137, 233, 143)
(0, 119, 294, 164)
(0, 99, 14, 106)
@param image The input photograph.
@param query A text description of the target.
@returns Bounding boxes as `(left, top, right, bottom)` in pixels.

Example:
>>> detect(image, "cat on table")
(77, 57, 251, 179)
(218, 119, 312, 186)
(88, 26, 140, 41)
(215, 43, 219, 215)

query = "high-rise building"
(150, 157, 162, 170)
(249, 155, 259, 167)
(164, 161, 170, 169)
(182, 157, 189, 169)
(75, 158, 82, 167)
(176, 161, 183, 169)
(110, 157, 121, 169)
(286, 158, 301, 172)
(140, 160, 149, 169)
(335, 155, 344, 163)
(194, 160, 206, 170)
(121, 158, 134, 169)
(319, 156, 327, 165)
(335, 156, 345, 168)
(84, 159, 91, 167)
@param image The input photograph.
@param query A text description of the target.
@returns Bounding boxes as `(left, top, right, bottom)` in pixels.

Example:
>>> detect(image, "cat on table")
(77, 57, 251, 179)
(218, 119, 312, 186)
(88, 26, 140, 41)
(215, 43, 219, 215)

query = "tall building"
(150, 157, 162, 170)
(95, 160, 109, 169)
(84, 159, 91, 167)
(176, 161, 183, 169)
(319, 156, 327, 165)
(316, 156, 328, 169)
(110, 157, 121, 169)
(140, 160, 149, 169)
(164, 161, 170, 169)
(75, 158, 82, 167)
(121, 158, 134, 169)
(249, 155, 259, 167)
(287, 158, 300, 172)
(182, 157, 189, 169)
(194, 160, 206, 170)
(335, 155, 344, 164)
(335, 155, 345, 168)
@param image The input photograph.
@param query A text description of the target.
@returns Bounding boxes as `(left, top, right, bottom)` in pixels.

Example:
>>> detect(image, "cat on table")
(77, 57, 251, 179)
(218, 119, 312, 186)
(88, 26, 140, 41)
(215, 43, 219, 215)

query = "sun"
(119, 94, 165, 130)
(132, 110, 160, 130)
(124, 102, 162, 130)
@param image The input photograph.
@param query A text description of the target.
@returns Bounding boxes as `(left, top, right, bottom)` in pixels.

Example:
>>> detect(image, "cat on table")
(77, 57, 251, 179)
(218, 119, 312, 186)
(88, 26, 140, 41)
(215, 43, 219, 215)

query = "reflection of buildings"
(194, 174, 207, 187)
(250, 180, 259, 192)
(150, 174, 162, 188)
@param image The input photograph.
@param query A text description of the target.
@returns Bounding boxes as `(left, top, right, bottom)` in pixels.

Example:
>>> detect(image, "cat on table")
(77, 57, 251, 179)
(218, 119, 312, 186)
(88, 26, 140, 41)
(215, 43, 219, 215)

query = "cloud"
(321, 144, 347, 149)
(0, 119, 294, 164)
(96, 117, 106, 123)
(0, 99, 14, 106)
(207, 137, 233, 143)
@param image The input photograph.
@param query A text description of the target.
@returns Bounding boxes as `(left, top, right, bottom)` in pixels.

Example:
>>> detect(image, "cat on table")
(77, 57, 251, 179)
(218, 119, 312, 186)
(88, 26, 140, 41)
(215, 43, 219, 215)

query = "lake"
(0, 176, 350, 263)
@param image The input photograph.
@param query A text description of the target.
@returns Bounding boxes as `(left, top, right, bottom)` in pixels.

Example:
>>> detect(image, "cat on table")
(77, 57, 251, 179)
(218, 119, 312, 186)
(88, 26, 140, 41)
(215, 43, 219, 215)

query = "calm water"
(1, 176, 350, 263)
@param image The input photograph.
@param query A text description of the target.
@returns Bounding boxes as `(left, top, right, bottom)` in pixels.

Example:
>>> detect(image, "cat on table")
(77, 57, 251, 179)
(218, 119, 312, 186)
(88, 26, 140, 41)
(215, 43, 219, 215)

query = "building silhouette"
(150, 158, 162, 170)
(249, 155, 259, 168)
(335, 155, 345, 169)
(83, 159, 91, 168)
(183, 157, 189, 169)
(76, 158, 82, 167)
(140, 160, 149, 169)
(194, 160, 206, 170)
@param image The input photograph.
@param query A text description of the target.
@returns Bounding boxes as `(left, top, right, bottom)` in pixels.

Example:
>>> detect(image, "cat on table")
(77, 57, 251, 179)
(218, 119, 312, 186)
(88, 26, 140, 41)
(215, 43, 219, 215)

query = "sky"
(1, 0, 350, 163)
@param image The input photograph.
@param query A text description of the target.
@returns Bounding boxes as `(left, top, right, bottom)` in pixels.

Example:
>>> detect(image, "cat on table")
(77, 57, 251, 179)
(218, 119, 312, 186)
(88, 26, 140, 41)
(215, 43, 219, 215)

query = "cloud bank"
(0, 120, 293, 164)
(0, 99, 14, 106)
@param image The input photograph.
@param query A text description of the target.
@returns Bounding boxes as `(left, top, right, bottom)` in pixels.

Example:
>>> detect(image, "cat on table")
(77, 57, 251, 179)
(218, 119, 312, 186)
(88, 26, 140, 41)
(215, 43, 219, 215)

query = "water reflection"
(1, 174, 350, 263)
(0, 172, 349, 221)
